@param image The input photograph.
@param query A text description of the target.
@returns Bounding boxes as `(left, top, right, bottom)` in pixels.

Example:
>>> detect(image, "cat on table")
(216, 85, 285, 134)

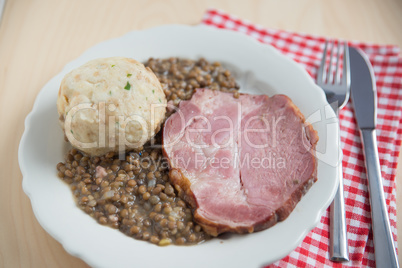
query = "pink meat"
(163, 89, 318, 236)
(95, 166, 107, 179)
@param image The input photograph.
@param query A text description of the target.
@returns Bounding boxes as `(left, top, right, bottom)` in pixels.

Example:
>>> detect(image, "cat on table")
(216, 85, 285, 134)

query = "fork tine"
(342, 42, 351, 88)
(327, 41, 335, 84)
(317, 41, 328, 83)
(334, 42, 341, 84)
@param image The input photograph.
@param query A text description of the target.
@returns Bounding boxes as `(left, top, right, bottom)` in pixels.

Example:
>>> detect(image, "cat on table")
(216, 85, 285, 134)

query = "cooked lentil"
(144, 57, 240, 112)
(57, 57, 240, 246)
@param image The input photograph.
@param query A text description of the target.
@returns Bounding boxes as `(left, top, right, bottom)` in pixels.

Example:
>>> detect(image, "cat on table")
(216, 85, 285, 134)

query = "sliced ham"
(163, 89, 318, 236)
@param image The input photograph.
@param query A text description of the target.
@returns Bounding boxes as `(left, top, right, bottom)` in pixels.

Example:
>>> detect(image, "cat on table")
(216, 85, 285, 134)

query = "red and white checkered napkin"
(202, 8, 402, 267)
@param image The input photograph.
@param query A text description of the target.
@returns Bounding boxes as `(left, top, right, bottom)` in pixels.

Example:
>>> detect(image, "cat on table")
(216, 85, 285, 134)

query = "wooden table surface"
(1, 0, 401, 267)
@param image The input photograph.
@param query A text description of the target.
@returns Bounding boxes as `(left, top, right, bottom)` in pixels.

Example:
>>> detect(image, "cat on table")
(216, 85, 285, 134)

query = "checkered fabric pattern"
(202, 9, 402, 267)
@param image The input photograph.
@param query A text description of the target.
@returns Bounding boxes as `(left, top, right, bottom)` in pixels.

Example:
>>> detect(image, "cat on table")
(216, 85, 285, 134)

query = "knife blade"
(349, 46, 399, 268)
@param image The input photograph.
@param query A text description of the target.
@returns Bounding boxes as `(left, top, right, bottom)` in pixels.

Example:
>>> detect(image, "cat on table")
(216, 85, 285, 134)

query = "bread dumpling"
(57, 57, 167, 156)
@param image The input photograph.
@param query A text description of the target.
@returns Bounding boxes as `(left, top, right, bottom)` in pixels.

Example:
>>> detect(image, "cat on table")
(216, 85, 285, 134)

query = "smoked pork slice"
(163, 89, 318, 236)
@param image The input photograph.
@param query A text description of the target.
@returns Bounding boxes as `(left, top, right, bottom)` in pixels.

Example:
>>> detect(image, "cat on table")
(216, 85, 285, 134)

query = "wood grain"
(0, 0, 401, 267)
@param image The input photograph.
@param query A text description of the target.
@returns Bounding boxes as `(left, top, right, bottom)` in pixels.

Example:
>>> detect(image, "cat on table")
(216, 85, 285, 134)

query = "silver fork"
(317, 40, 350, 262)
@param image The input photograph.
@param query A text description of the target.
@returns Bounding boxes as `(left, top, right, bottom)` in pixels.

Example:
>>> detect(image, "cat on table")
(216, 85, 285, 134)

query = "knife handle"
(360, 129, 399, 268)
(329, 159, 350, 262)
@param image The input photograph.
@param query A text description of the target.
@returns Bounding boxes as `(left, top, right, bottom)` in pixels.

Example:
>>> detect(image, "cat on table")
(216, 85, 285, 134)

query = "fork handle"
(329, 158, 350, 262)
(360, 129, 399, 268)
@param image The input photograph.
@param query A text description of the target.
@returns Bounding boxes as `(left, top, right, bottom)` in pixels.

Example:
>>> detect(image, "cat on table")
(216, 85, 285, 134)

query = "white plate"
(19, 25, 339, 268)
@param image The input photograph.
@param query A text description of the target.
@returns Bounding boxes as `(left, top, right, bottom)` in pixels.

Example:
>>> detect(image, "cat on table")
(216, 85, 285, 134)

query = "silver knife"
(349, 46, 399, 268)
